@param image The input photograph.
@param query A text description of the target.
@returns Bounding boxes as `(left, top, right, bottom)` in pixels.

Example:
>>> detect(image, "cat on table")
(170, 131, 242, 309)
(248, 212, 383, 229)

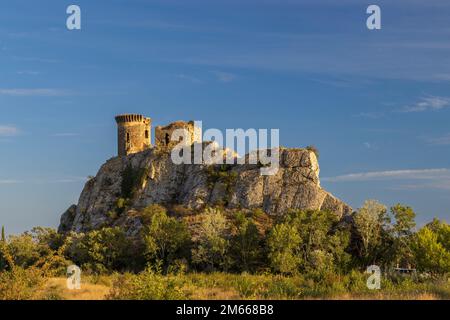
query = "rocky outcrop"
(59, 147, 352, 234)
(58, 205, 77, 233)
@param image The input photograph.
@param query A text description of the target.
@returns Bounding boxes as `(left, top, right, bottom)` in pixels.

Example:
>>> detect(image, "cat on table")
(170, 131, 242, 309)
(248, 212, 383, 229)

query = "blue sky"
(1, 0, 450, 234)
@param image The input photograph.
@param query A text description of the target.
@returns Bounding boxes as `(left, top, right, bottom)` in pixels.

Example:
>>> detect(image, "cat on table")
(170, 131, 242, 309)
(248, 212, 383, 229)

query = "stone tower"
(115, 114, 151, 156)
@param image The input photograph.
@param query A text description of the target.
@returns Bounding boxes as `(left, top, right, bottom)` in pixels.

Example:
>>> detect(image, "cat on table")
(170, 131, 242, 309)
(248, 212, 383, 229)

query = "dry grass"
(42, 278, 111, 300)
(189, 286, 240, 300)
(325, 292, 439, 300)
(33, 273, 449, 300)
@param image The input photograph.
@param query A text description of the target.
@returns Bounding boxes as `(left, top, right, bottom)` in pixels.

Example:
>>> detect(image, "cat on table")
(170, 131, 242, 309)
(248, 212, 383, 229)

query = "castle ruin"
(115, 114, 151, 156)
(115, 114, 200, 156)
(155, 120, 200, 149)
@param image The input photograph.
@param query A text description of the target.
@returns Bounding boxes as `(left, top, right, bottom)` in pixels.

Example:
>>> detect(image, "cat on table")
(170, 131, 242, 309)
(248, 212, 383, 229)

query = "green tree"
(267, 223, 302, 274)
(7, 233, 40, 268)
(1, 226, 5, 242)
(268, 210, 351, 274)
(427, 219, 450, 251)
(191, 208, 230, 271)
(391, 204, 416, 237)
(230, 212, 262, 272)
(390, 204, 416, 268)
(142, 208, 190, 270)
(412, 224, 450, 274)
(288, 210, 351, 273)
(65, 227, 133, 273)
(353, 200, 390, 264)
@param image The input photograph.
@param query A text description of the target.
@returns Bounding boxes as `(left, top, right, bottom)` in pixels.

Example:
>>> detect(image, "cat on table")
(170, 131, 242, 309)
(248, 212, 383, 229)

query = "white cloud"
(0, 88, 70, 96)
(0, 125, 20, 137)
(426, 133, 450, 146)
(0, 179, 22, 184)
(401, 96, 450, 113)
(323, 168, 450, 182)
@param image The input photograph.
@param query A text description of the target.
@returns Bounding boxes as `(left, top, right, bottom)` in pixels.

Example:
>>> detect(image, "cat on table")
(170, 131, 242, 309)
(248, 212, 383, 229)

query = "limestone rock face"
(58, 205, 77, 233)
(60, 148, 352, 233)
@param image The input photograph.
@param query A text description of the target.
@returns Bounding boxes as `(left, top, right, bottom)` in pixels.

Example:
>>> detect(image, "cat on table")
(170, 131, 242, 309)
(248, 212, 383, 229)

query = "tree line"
(0, 200, 449, 276)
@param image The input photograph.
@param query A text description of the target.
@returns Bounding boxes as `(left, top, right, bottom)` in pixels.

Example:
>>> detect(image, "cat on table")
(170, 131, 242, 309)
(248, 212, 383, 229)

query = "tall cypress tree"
(1, 225, 5, 242)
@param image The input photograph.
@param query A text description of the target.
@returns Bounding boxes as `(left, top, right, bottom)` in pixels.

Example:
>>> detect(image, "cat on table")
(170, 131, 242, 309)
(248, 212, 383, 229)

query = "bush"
(121, 164, 148, 200)
(65, 227, 134, 274)
(306, 145, 319, 159)
(206, 165, 238, 206)
(7, 233, 40, 268)
(0, 266, 45, 300)
(107, 268, 190, 300)
(140, 204, 168, 225)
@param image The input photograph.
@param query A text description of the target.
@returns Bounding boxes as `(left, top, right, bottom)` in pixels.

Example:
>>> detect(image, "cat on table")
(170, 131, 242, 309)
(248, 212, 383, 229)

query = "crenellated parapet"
(115, 114, 149, 124)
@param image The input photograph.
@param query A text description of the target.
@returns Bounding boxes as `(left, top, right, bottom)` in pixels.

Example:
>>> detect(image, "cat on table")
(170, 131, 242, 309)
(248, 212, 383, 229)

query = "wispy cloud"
(0, 88, 71, 97)
(17, 70, 40, 76)
(0, 176, 87, 185)
(212, 71, 236, 83)
(175, 74, 203, 84)
(0, 125, 20, 137)
(425, 133, 450, 146)
(0, 179, 22, 185)
(400, 96, 450, 113)
(353, 112, 385, 119)
(389, 181, 450, 191)
(11, 56, 60, 64)
(43, 177, 87, 184)
(51, 133, 80, 137)
(323, 168, 450, 182)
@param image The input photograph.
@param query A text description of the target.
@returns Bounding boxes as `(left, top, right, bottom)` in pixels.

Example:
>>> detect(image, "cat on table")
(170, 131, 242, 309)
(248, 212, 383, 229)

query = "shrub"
(7, 233, 40, 268)
(0, 266, 45, 300)
(206, 165, 238, 206)
(121, 164, 148, 199)
(65, 227, 134, 274)
(140, 204, 168, 225)
(306, 145, 319, 159)
(107, 268, 190, 300)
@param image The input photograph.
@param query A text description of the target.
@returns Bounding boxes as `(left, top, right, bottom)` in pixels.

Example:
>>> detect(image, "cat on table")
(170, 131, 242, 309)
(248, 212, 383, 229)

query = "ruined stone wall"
(115, 114, 151, 156)
(155, 121, 200, 149)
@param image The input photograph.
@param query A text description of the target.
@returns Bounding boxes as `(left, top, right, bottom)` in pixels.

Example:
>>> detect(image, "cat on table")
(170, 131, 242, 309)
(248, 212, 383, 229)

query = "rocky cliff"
(59, 147, 352, 234)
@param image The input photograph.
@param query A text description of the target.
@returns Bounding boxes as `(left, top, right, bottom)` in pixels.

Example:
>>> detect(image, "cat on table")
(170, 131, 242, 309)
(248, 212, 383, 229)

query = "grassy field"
(41, 278, 111, 300)
(34, 272, 450, 300)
